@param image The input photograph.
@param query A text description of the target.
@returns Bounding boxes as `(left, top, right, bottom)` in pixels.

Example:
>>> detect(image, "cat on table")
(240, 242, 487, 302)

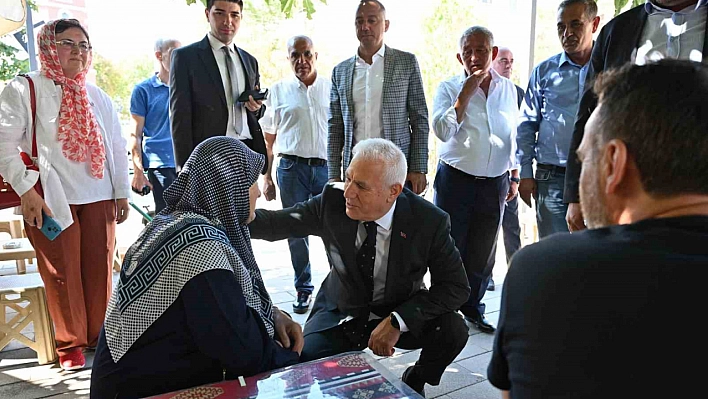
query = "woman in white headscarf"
(90, 137, 303, 399)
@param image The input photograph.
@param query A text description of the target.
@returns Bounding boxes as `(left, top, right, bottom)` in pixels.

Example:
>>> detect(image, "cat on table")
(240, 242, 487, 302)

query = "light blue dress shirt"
(516, 52, 589, 179)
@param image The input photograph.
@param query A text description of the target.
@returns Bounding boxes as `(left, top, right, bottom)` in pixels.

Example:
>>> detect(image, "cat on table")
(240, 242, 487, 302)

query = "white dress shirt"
(259, 75, 330, 159)
(352, 45, 385, 144)
(350, 201, 409, 332)
(636, 0, 707, 64)
(432, 69, 519, 178)
(207, 33, 251, 140)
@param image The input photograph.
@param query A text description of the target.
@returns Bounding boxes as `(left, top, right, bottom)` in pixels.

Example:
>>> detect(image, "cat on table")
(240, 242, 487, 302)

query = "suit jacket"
(564, 4, 708, 203)
(249, 184, 469, 337)
(327, 46, 430, 180)
(170, 35, 266, 170)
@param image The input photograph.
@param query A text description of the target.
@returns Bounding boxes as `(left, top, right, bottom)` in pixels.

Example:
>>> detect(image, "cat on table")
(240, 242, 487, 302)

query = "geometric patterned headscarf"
(104, 137, 271, 362)
(162, 137, 273, 336)
(37, 20, 105, 178)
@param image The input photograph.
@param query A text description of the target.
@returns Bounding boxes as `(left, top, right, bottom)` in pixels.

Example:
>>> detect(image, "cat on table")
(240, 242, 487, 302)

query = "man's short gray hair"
(558, 0, 598, 19)
(154, 38, 179, 53)
(459, 26, 494, 50)
(351, 138, 407, 187)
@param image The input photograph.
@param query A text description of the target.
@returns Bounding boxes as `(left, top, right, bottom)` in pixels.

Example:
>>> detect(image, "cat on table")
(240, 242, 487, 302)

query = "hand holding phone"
(237, 88, 269, 103)
(39, 210, 62, 241)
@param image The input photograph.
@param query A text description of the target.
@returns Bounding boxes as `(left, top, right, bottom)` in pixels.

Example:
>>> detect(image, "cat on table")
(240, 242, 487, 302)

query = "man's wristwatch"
(389, 314, 400, 330)
(510, 176, 520, 184)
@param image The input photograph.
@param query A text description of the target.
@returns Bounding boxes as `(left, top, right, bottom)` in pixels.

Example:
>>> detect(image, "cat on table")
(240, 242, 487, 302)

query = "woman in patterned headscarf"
(90, 137, 303, 399)
(0, 19, 130, 371)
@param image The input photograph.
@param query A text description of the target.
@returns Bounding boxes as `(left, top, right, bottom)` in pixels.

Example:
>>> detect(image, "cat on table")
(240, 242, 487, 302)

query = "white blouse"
(0, 71, 131, 230)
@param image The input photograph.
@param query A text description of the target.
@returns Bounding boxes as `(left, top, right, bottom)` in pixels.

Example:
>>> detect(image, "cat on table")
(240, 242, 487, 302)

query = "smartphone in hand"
(237, 88, 269, 102)
(39, 210, 62, 241)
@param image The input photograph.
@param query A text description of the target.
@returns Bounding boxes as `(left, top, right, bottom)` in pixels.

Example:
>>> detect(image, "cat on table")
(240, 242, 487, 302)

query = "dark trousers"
(490, 195, 522, 272)
(148, 167, 177, 214)
(301, 312, 468, 385)
(433, 162, 509, 316)
(276, 157, 328, 294)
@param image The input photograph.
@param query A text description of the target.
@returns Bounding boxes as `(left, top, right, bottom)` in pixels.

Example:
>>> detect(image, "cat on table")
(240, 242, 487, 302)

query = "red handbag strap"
(18, 74, 38, 159)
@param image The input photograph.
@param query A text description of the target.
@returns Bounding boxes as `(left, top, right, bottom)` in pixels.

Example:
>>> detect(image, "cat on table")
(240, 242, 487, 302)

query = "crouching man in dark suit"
(249, 138, 470, 397)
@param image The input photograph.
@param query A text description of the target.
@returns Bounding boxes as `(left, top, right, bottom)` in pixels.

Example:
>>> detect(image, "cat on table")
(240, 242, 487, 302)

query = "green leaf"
(282, 0, 295, 18)
(632, 0, 645, 8)
(303, 0, 316, 19)
(614, 0, 630, 16)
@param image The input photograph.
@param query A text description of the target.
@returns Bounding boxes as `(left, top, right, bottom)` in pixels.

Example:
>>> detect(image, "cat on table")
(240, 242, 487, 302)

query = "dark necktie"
(221, 46, 243, 134)
(357, 221, 377, 302)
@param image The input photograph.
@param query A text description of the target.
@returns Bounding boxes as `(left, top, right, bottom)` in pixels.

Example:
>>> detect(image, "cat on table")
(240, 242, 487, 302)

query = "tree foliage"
(93, 53, 154, 119)
(0, 42, 29, 81)
(614, 0, 645, 16)
(184, 0, 327, 19)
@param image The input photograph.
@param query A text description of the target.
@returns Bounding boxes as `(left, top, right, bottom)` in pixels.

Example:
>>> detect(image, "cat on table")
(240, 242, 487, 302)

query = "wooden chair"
(0, 273, 57, 365)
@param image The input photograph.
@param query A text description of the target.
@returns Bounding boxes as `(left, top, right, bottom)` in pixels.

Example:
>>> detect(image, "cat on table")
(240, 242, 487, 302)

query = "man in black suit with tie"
(170, 0, 266, 170)
(249, 139, 470, 397)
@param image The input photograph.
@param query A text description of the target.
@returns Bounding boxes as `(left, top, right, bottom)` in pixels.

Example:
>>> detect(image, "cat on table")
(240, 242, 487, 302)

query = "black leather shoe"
(292, 291, 312, 314)
(462, 311, 496, 334)
(487, 278, 495, 291)
(401, 366, 425, 397)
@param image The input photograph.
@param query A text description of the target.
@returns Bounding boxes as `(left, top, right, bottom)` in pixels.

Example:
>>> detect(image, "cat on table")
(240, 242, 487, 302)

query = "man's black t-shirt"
(488, 216, 708, 398)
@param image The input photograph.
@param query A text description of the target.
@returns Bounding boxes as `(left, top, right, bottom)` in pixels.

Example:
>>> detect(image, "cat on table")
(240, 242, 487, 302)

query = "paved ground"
(0, 188, 536, 398)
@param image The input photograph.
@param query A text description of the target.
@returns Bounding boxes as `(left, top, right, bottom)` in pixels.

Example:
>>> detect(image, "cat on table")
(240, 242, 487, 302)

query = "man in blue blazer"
(249, 139, 469, 397)
(328, 0, 430, 194)
(170, 0, 266, 171)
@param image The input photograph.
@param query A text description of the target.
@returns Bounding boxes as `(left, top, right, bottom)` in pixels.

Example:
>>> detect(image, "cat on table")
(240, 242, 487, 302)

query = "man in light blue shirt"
(517, 0, 599, 237)
(130, 38, 181, 214)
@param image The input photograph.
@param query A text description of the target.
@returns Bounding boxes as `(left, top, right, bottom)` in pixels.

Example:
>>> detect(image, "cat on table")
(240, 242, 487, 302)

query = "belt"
(537, 164, 566, 174)
(440, 161, 506, 180)
(280, 153, 327, 167)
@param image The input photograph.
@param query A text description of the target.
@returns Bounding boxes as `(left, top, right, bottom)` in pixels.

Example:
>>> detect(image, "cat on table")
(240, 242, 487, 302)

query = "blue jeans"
(276, 157, 328, 294)
(535, 165, 569, 238)
(148, 167, 177, 214)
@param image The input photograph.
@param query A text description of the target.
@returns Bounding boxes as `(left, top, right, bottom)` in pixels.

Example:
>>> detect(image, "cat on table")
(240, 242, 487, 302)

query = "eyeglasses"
(55, 39, 92, 53)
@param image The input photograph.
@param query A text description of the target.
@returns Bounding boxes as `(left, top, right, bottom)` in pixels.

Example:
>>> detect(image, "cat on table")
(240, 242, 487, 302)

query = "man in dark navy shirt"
(488, 60, 708, 398)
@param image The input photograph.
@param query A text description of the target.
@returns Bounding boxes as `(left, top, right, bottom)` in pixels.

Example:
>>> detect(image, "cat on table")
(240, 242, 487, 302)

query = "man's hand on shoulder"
(368, 316, 401, 357)
(273, 308, 304, 355)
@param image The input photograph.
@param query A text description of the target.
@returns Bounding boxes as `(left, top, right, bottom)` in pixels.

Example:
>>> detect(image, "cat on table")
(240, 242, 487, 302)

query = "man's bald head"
(493, 47, 514, 79)
(287, 35, 318, 86)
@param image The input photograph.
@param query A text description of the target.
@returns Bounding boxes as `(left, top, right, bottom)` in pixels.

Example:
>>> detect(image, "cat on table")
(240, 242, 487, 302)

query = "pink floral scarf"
(37, 20, 105, 179)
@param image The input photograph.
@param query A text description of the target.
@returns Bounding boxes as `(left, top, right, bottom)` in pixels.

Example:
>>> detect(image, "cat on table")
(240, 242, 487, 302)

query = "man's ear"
(492, 46, 499, 61)
(457, 53, 464, 67)
(384, 19, 390, 32)
(603, 139, 629, 196)
(591, 16, 600, 33)
(389, 183, 403, 202)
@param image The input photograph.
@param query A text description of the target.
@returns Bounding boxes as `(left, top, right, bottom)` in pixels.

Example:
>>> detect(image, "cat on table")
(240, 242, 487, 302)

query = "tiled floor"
(0, 192, 528, 398)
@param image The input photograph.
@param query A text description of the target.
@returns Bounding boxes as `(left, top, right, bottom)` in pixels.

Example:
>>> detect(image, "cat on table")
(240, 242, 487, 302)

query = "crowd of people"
(0, 0, 705, 398)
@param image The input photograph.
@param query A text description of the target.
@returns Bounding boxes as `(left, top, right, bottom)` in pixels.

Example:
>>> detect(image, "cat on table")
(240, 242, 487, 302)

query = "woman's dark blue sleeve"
(180, 269, 299, 377)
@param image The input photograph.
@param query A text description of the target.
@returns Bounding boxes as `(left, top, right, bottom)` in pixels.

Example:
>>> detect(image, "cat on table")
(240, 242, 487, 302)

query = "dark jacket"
(248, 184, 470, 336)
(169, 35, 266, 170)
